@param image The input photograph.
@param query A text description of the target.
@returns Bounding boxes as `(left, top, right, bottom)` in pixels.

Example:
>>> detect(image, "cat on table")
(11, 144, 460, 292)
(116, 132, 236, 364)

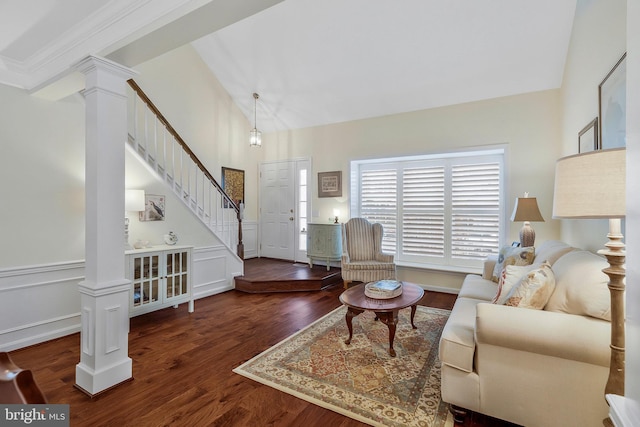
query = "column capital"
(73, 55, 138, 80)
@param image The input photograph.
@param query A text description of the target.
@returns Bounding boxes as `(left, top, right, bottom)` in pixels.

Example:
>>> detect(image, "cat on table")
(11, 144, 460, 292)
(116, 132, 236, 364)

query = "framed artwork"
(222, 167, 244, 208)
(599, 53, 626, 149)
(578, 118, 598, 153)
(318, 171, 342, 198)
(139, 194, 165, 221)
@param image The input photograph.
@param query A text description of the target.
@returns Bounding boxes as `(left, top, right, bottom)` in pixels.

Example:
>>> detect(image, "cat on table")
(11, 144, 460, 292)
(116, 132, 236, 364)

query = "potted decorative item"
(164, 231, 178, 245)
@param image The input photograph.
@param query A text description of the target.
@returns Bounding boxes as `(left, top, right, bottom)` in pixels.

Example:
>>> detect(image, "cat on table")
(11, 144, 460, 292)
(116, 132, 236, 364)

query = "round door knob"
(289, 217, 294, 221)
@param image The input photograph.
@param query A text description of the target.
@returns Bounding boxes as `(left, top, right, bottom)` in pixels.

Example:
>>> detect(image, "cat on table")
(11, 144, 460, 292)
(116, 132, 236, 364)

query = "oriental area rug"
(233, 305, 453, 427)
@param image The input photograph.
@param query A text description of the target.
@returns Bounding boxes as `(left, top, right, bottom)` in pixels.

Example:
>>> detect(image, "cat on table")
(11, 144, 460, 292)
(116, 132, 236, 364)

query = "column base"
(75, 357, 132, 396)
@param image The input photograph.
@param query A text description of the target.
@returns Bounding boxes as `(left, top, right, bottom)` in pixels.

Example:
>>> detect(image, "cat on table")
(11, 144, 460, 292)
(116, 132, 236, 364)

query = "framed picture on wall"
(222, 166, 245, 208)
(578, 117, 598, 153)
(139, 194, 165, 221)
(599, 53, 626, 149)
(318, 171, 342, 198)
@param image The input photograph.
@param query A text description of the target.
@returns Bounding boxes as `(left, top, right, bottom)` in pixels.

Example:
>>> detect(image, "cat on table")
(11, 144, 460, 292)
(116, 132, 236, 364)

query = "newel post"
(237, 201, 244, 259)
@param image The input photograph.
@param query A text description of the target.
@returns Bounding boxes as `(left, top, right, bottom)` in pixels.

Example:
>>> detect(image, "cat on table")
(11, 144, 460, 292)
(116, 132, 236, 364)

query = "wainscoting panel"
(242, 220, 258, 259)
(0, 261, 84, 352)
(0, 244, 241, 351)
(192, 245, 241, 300)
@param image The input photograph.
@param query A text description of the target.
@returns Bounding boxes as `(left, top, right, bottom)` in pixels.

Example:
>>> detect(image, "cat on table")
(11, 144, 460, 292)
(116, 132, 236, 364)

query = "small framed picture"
(599, 53, 626, 149)
(511, 241, 521, 247)
(140, 194, 165, 221)
(318, 171, 342, 198)
(578, 118, 598, 153)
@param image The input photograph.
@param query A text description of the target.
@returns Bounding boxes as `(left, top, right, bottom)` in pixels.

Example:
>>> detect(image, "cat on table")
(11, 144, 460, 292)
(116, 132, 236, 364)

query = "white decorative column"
(73, 56, 137, 396)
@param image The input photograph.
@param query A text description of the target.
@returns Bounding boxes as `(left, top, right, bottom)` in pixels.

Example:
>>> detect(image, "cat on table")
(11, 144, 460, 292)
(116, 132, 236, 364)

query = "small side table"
(339, 282, 424, 357)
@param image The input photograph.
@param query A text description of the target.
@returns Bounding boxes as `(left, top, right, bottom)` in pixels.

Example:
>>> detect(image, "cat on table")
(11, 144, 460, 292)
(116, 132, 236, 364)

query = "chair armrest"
(482, 255, 498, 280)
(375, 252, 394, 263)
(341, 254, 350, 264)
(475, 303, 610, 366)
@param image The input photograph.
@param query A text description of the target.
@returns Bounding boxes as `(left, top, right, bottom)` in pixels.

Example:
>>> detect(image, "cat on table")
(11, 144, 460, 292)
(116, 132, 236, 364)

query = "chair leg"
(343, 280, 351, 289)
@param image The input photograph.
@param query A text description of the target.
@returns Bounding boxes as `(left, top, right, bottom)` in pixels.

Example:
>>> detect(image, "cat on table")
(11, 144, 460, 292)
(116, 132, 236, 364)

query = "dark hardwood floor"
(8, 259, 515, 427)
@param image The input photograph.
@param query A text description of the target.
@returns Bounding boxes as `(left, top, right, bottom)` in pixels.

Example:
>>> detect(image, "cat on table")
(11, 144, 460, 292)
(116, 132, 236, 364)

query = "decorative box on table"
(364, 280, 403, 299)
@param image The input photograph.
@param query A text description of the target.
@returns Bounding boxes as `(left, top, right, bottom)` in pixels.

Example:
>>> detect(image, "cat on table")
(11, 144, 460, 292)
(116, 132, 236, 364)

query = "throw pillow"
(492, 264, 538, 305)
(504, 261, 556, 309)
(491, 246, 535, 282)
(544, 250, 610, 321)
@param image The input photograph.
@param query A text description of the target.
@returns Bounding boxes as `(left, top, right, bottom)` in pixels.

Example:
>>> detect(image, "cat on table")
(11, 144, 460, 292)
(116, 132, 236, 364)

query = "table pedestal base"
(344, 305, 418, 357)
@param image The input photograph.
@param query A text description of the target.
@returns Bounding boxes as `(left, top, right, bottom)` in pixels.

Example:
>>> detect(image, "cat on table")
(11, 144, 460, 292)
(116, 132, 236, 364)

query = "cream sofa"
(439, 240, 612, 427)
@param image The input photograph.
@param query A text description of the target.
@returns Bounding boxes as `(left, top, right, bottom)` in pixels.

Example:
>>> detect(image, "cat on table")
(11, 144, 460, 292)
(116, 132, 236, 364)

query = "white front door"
(260, 161, 296, 260)
(259, 159, 311, 262)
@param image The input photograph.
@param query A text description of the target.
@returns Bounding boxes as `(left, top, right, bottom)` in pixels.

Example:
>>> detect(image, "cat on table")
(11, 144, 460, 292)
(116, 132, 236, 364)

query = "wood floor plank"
(7, 260, 514, 427)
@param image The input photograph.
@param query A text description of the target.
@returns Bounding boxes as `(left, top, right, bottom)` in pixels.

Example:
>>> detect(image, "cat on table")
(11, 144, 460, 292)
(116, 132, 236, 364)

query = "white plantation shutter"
(451, 162, 501, 263)
(352, 149, 505, 271)
(401, 166, 445, 259)
(360, 168, 397, 253)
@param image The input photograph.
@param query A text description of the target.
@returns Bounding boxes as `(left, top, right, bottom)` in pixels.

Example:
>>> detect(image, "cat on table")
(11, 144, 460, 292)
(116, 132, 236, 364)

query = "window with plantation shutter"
(451, 162, 501, 263)
(402, 165, 445, 259)
(351, 149, 505, 272)
(360, 168, 397, 254)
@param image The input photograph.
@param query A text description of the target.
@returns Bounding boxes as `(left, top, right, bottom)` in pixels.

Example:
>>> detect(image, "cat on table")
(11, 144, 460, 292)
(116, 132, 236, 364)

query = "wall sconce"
(125, 189, 145, 249)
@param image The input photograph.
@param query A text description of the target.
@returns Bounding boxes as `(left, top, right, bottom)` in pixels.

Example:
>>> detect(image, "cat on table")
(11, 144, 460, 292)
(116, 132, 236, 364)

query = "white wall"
(0, 45, 250, 350)
(622, 0, 640, 419)
(0, 85, 85, 268)
(560, 0, 627, 252)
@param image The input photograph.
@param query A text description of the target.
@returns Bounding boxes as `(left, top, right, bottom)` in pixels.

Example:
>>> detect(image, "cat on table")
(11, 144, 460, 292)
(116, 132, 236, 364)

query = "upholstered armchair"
(341, 218, 396, 288)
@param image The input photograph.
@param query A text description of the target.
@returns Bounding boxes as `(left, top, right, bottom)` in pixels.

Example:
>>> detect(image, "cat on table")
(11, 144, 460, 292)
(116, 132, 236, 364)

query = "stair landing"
(235, 258, 342, 293)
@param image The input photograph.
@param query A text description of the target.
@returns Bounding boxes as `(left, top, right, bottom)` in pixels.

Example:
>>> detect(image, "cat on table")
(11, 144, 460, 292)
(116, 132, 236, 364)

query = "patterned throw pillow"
(491, 246, 535, 282)
(504, 261, 556, 309)
(492, 264, 538, 305)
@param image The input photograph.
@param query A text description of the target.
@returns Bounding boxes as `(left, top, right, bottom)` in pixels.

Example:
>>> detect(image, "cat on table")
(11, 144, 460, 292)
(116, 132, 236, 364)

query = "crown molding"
(1, 0, 209, 91)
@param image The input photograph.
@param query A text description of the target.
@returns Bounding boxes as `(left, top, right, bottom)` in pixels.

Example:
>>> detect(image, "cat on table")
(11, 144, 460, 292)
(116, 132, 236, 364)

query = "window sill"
(396, 260, 482, 275)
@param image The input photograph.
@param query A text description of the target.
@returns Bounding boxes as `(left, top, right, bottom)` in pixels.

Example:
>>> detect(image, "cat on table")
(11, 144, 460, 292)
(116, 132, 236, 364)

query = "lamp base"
(519, 221, 536, 247)
(599, 219, 625, 399)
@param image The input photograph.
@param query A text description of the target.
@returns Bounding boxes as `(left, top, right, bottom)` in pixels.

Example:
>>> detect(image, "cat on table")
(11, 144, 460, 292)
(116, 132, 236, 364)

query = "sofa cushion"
(504, 262, 555, 309)
(458, 274, 498, 301)
(439, 297, 484, 373)
(533, 240, 575, 266)
(545, 250, 610, 321)
(492, 264, 538, 304)
(491, 246, 535, 282)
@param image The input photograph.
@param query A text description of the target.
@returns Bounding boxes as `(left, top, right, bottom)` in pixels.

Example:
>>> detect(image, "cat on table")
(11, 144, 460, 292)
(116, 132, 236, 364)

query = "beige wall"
(132, 44, 261, 221)
(262, 90, 563, 290)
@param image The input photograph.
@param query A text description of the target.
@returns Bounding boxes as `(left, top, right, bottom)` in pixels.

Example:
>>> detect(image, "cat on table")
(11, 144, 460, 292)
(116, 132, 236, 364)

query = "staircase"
(126, 80, 243, 258)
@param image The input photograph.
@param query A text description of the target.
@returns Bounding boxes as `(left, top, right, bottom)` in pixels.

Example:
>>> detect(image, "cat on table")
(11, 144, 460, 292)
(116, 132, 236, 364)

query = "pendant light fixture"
(249, 92, 262, 147)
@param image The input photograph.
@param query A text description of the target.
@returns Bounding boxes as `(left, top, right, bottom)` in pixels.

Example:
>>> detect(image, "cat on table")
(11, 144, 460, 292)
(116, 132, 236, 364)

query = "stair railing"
(126, 79, 243, 258)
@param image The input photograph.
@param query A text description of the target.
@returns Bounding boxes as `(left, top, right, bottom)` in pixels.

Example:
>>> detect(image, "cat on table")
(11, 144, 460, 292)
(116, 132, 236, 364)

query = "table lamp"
(511, 193, 544, 247)
(552, 148, 626, 402)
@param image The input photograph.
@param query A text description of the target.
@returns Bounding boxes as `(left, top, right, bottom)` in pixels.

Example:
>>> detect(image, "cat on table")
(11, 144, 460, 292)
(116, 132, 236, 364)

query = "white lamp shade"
(125, 189, 145, 212)
(552, 148, 625, 219)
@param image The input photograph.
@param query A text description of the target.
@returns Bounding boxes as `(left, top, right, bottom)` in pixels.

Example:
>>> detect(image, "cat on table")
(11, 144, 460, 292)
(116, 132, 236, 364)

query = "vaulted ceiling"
(0, 0, 576, 132)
